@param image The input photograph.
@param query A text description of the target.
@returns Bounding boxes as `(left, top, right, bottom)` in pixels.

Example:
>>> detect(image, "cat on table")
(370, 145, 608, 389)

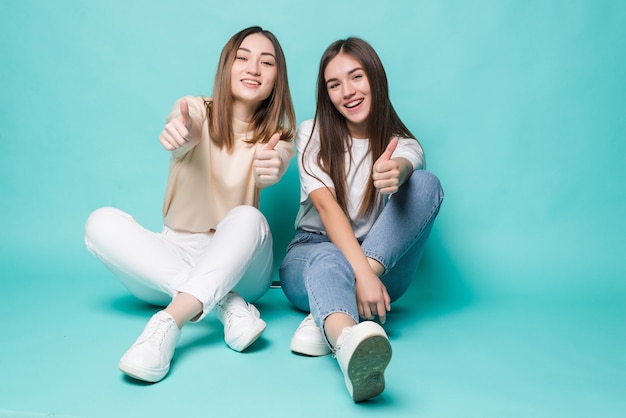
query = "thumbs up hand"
(253, 133, 283, 186)
(159, 98, 196, 151)
(372, 137, 401, 194)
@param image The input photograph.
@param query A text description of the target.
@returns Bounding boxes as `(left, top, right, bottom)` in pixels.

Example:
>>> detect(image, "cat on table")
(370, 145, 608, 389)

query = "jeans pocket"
(286, 231, 320, 252)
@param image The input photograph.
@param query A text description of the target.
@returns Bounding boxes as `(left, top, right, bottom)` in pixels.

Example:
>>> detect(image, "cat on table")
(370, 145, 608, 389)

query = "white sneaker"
(214, 291, 266, 352)
(118, 311, 181, 382)
(290, 314, 331, 356)
(335, 321, 392, 402)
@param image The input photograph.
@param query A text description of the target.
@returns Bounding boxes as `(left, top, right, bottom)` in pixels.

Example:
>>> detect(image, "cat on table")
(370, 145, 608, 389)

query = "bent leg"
(280, 232, 359, 328)
(361, 170, 444, 300)
(175, 205, 273, 320)
(84, 207, 191, 306)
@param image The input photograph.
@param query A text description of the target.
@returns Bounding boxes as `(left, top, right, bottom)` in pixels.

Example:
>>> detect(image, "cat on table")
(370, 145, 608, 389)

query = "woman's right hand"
(158, 98, 196, 151)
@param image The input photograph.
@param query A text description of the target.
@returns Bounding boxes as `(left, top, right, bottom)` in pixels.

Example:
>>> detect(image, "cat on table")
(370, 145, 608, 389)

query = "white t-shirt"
(294, 119, 425, 240)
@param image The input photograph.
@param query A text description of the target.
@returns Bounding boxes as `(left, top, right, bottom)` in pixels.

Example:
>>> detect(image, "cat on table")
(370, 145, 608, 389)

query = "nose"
(246, 59, 260, 76)
(342, 81, 355, 98)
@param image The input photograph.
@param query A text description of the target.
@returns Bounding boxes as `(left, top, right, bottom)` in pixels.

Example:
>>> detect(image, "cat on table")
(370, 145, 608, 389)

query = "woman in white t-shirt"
(279, 37, 443, 402)
(84, 26, 296, 383)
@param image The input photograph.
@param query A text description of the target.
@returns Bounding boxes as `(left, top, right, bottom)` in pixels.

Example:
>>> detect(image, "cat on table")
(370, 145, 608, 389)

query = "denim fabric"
(279, 170, 444, 329)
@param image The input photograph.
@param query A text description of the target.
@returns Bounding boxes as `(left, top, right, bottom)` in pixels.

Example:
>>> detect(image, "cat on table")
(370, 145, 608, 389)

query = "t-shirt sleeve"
(393, 136, 425, 170)
(296, 120, 334, 200)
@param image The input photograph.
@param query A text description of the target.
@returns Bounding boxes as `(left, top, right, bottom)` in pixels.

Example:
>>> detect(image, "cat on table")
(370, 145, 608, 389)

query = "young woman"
(279, 37, 443, 402)
(84, 26, 296, 383)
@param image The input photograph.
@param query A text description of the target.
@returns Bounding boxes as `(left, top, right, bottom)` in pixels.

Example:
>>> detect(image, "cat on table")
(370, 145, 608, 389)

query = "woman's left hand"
(355, 270, 391, 324)
(253, 133, 282, 186)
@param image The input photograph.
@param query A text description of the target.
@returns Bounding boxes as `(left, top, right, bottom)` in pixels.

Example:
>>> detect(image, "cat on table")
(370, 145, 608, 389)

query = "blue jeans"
(279, 170, 444, 328)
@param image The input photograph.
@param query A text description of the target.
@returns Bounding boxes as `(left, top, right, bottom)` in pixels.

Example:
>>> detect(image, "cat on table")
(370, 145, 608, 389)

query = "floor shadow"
(394, 231, 476, 319)
(107, 294, 164, 317)
(120, 374, 157, 386)
(174, 328, 223, 356)
(176, 317, 270, 356)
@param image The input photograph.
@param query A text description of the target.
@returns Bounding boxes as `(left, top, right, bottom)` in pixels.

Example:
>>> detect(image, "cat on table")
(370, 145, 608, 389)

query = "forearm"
(395, 157, 414, 188)
(311, 189, 372, 278)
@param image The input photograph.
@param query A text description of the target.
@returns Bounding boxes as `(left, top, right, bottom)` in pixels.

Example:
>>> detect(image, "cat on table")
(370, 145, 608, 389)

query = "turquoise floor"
(1, 250, 624, 418)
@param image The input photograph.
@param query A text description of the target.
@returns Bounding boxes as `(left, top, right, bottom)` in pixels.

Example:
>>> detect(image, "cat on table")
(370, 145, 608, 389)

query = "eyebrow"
(325, 67, 363, 85)
(237, 47, 276, 59)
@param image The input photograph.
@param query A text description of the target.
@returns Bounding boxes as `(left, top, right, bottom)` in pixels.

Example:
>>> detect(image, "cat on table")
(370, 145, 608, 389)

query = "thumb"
(180, 98, 191, 128)
(263, 133, 281, 151)
(379, 137, 399, 161)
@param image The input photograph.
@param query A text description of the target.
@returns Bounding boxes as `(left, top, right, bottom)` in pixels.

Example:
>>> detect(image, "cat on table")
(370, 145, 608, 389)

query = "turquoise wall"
(1, 0, 624, 302)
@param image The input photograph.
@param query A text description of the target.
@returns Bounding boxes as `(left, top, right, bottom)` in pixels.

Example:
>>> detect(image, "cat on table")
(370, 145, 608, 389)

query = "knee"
(223, 205, 269, 233)
(410, 170, 442, 191)
(229, 204, 264, 220)
(84, 206, 127, 249)
(406, 170, 444, 201)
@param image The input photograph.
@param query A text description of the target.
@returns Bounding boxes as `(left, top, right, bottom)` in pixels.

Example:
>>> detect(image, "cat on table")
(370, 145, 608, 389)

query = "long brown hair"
(304, 37, 420, 218)
(205, 26, 296, 148)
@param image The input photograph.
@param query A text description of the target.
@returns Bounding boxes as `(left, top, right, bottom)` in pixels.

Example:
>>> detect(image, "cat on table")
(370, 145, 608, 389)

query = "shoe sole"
(346, 335, 392, 402)
(290, 337, 331, 356)
(227, 319, 267, 352)
(119, 359, 168, 383)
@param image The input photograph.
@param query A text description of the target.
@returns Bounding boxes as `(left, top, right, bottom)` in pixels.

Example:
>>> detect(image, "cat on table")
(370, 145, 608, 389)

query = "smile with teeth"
(242, 79, 261, 85)
(345, 99, 363, 108)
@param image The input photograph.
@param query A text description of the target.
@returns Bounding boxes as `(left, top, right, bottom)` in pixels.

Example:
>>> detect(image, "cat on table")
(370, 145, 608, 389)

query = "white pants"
(84, 205, 273, 321)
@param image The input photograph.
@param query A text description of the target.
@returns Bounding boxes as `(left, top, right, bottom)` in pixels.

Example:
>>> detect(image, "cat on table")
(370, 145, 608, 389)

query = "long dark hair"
(304, 37, 418, 218)
(205, 26, 295, 149)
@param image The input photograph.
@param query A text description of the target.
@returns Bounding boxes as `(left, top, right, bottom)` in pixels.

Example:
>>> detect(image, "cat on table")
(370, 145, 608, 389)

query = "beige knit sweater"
(162, 96, 294, 233)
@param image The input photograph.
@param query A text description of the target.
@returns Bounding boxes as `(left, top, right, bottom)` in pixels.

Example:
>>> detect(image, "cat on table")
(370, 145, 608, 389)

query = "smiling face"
(324, 52, 371, 139)
(230, 33, 278, 119)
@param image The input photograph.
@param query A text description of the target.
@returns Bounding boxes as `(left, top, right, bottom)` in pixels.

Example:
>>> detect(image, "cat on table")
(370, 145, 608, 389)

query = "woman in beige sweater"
(84, 26, 296, 383)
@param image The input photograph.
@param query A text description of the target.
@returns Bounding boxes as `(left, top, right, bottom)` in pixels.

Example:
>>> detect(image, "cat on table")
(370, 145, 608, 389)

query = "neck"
(232, 100, 260, 123)
(347, 121, 367, 139)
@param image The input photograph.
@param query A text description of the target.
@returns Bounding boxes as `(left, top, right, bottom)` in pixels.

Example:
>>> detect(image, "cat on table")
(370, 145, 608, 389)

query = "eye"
(327, 82, 340, 90)
(236, 56, 247, 61)
(261, 60, 275, 66)
(353, 73, 363, 80)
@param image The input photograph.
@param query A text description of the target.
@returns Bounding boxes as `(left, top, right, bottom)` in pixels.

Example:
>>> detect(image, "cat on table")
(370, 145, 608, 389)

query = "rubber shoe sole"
(119, 359, 168, 383)
(290, 336, 331, 356)
(227, 318, 266, 352)
(345, 335, 392, 402)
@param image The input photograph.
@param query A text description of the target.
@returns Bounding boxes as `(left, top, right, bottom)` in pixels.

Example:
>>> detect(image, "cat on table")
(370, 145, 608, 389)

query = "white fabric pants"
(84, 205, 273, 320)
